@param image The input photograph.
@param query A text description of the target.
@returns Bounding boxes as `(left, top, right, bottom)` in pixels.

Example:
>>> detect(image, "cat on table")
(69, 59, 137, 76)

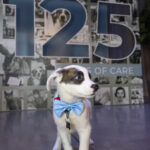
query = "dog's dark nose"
(91, 84, 99, 92)
(60, 15, 65, 21)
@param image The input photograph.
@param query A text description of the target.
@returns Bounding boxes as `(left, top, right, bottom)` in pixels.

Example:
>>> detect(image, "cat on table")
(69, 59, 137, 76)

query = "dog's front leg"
(53, 132, 62, 150)
(58, 128, 73, 150)
(78, 125, 91, 150)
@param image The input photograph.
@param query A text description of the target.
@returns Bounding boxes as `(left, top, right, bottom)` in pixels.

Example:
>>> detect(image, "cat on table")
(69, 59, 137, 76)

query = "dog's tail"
(46, 68, 62, 91)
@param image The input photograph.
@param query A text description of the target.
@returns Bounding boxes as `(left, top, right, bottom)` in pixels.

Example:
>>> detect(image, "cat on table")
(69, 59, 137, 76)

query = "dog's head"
(131, 88, 141, 99)
(31, 66, 45, 79)
(47, 65, 98, 99)
(52, 9, 70, 27)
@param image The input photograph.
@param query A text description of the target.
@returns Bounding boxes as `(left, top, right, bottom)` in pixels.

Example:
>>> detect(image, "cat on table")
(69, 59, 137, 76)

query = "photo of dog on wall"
(27, 60, 47, 86)
(131, 87, 144, 104)
(45, 9, 70, 36)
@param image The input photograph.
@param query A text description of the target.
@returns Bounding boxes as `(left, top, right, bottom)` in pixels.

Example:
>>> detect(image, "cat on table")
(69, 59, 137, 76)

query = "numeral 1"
(3, 0, 34, 56)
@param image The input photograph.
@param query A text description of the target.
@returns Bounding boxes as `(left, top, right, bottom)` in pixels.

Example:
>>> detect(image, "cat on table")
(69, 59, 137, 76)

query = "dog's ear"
(46, 68, 63, 91)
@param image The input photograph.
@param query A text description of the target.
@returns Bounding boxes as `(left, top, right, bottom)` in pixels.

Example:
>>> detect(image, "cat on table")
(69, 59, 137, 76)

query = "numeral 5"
(94, 2, 136, 59)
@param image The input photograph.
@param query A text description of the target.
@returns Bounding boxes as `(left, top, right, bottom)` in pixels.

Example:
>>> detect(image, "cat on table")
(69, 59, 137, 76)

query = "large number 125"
(4, 0, 136, 59)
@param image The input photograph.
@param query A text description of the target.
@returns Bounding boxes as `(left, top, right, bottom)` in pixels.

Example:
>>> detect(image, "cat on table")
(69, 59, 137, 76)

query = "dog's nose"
(91, 84, 99, 92)
(60, 15, 65, 21)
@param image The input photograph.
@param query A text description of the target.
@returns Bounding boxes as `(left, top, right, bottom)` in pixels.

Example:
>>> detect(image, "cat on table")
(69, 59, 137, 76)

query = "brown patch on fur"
(59, 68, 79, 83)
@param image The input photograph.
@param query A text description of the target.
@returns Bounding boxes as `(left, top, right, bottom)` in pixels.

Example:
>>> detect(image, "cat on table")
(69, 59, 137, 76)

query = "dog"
(52, 9, 70, 32)
(131, 88, 143, 104)
(45, 9, 70, 36)
(46, 65, 98, 150)
(28, 66, 46, 86)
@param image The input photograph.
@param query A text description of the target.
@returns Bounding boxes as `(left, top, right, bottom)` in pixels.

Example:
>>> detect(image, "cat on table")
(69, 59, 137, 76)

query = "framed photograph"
(35, 0, 44, 18)
(2, 89, 24, 111)
(113, 86, 129, 105)
(4, 5, 15, 16)
(131, 87, 144, 104)
(94, 87, 111, 105)
(26, 89, 48, 110)
(3, 19, 15, 39)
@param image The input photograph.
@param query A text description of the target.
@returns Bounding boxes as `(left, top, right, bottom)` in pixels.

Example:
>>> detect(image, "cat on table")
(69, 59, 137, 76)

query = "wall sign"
(3, 0, 136, 59)
(0, 0, 144, 111)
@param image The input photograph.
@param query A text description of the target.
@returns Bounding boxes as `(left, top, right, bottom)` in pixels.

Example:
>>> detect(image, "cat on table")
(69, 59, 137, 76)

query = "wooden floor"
(0, 104, 150, 150)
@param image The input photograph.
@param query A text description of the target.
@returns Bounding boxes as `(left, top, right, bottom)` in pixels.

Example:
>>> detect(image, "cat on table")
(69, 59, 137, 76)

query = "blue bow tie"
(53, 99, 84, 118)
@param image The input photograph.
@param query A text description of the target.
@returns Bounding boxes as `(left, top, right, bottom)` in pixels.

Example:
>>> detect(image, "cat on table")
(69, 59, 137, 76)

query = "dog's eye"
(74, 74, 82, 80)
(73, 72, 84, 81)
(74, 75, 79, 80)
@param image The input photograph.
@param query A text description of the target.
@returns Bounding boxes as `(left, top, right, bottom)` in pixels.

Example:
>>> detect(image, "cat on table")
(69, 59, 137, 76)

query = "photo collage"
(0, 0, 144, 111)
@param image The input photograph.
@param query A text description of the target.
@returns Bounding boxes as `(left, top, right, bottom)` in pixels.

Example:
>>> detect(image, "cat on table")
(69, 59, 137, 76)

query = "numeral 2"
(40, 0, 89, 57)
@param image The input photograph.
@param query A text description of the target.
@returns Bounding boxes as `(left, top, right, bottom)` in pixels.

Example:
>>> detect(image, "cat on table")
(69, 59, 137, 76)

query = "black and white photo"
(131, 87, 144, 104)
(26, 89, 48, 109)
(94, 87, 111, 105)
(113, 86, 129, 105)
(2, 89, 23, 111)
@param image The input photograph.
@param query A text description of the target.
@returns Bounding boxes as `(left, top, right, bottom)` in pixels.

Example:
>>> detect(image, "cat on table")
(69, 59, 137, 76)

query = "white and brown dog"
(46, 65, 98, 150)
